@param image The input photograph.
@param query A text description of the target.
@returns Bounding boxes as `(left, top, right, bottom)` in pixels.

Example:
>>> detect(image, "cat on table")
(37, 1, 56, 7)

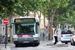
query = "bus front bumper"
(13, 38, 40, 44)
(14, 40, 39, 44)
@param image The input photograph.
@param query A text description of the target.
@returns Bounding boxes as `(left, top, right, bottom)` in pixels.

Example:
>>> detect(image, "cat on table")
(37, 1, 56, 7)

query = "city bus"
(12, 17, 40, 47)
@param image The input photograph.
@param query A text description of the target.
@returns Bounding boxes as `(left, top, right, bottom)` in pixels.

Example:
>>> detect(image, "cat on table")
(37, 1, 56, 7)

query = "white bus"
(12, 17, 40, 47)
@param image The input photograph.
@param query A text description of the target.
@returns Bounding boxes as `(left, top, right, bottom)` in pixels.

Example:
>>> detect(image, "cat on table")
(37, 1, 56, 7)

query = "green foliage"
(8, 42, 13, 44)
(58, 0, 75, 28)
(0, 0, 47, 19)
(0, 0, 74, 29)
(0, 0, 22, 19)
(41, 0, 69, 19)
(0, 0, 69, 19)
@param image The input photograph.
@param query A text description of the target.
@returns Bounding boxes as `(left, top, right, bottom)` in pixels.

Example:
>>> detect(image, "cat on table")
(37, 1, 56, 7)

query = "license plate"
(23, 41, 29, 43)
(65, 35, 70, 37)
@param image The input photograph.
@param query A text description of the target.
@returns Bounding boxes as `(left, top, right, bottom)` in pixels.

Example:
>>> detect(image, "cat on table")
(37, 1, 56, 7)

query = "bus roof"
(12, 17, 38, 23)
(14, 17, 35, 19)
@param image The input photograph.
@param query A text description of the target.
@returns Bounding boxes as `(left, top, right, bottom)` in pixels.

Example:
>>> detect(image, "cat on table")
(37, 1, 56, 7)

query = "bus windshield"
(15, 23, 35, 35)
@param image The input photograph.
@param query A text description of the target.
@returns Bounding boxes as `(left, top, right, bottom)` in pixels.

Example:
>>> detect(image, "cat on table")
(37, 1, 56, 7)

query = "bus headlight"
(13, 38, 18, 41)
(13, 35, 18, 38)
(13, 35, 18, 41)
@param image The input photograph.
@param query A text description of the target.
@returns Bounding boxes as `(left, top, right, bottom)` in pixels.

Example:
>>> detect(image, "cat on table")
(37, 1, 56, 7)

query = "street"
(5, 41, 75, 50)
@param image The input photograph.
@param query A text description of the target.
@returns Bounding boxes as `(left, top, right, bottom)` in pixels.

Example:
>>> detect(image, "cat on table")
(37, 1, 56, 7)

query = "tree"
(0, 0, 47, 42)
(58, 0, 75, 29)
(0, 0, 24, 42)
(41, 0, 69, 40)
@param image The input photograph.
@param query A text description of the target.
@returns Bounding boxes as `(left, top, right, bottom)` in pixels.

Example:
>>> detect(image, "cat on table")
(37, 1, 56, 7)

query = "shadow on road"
(15, 44, 39, 48)
(47, 43, 68, 47)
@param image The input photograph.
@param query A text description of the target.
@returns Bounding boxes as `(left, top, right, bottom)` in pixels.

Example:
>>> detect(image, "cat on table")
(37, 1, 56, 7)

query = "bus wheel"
(15, 44, 18, 47)
(34, 43, 39, 46)
(36, 44, 39, 46)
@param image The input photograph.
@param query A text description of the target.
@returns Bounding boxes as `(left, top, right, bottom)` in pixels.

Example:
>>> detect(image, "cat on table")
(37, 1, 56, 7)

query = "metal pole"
(5, 24, 7, 48)
(5, 7, 8, 48)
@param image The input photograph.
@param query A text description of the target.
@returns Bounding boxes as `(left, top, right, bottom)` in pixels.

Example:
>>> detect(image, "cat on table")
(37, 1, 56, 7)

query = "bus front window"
(15, 24, 35, 35)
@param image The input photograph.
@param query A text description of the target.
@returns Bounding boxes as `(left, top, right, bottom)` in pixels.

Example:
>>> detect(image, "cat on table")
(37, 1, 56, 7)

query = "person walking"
(53, 28, 58, 45)
(42, 32, 45, 41)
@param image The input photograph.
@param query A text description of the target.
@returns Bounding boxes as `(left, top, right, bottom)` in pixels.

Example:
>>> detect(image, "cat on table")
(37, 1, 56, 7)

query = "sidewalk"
(40, 40, 53, 46)
(40, 40, 53, 43)
(0, 45, 11, 50)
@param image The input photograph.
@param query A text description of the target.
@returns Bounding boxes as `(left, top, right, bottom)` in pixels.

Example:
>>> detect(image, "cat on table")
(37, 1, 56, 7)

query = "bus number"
(16, 20, 21, 22)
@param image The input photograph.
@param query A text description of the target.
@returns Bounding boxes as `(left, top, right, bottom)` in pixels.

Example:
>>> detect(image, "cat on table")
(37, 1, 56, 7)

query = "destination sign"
(14, 18, 35, 22)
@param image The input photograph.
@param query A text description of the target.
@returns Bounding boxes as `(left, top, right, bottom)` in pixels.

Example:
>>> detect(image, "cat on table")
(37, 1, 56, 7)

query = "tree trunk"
(27, 9, 29, 16)
(56, 14, 59, 29)
(37, 11, 41, 27)
(48, 10, 50, 40)
(9, 13, 13, 42)
(50, 9, 56, 40)
(44, 10, 46, 28)
(34, 11, 36, 17)
(39, 11, 41, 27)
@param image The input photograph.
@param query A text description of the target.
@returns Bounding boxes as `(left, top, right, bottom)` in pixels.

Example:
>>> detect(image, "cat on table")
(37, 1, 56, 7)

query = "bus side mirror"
(36, 22, 39, 26)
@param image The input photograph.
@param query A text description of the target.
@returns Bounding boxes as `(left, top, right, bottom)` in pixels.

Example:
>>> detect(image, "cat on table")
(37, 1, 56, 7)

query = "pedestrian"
(53, 28, 58, 45)
(42, 32, 45, 41)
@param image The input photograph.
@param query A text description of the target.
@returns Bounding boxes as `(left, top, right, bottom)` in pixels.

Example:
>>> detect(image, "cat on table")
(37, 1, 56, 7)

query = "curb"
(0, 46, 11, 50)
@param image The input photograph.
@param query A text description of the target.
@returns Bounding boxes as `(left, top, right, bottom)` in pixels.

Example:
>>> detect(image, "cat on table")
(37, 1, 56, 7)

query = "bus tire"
(15, 44, 18, 47)
(36, 44, 39, 46)
(34, 43, 39, 46)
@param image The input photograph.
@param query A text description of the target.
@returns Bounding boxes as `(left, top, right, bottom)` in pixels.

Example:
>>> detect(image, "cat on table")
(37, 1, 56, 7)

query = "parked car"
(61, 30, 73, 44)
(0, 34, 11, 44)
(2, 35, 10, 42)
(7, 35, 10, 42)
(70, 35, 75, 45)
